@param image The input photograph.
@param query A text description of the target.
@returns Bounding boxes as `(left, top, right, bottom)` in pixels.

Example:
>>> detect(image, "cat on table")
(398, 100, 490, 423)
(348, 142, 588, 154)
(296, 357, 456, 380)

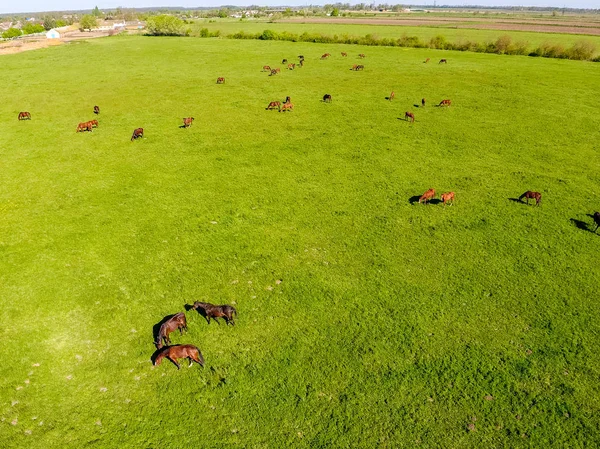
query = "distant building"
(46, 29, 60, 39)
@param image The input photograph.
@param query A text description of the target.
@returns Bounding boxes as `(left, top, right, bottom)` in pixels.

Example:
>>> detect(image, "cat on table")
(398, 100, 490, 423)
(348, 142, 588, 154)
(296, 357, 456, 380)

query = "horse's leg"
(188, 357, 193, 368)
(168, 357, 181, 370)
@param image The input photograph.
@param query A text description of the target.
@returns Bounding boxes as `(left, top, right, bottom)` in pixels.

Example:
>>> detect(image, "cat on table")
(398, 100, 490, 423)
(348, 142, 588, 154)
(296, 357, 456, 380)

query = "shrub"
(567, 40, 596, 60)
(259, 29, 276, 40)
(145, 15, 185, 36)
(495, 35, 512, 54)
(2, 27, 22, 39)
(22, 23, 44, 35)
(79, 15, 98, 32)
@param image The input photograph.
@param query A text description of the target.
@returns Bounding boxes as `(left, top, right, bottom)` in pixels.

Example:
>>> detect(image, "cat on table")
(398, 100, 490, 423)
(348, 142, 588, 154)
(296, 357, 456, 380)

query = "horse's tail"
(195, 347, 205, 367)
(232, 307, 238, 317)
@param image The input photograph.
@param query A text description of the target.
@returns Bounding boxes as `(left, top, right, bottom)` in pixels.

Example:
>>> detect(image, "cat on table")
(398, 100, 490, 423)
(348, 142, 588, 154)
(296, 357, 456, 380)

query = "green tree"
(43, 16, 56, 30)
(92, 6, 101, 17)
(331, 8, 340, 16)
(217, 9, 229, 18)
(22, 23, 45, 34)
(79, 15, 97, 31)
(2, 27, 22, 39)
(145, 15, 185, 36)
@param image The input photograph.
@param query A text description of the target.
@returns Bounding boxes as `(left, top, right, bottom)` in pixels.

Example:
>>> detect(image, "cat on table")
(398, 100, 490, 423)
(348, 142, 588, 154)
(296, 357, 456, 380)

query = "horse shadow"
(409, 196, 442, 205)
(508, 197, 524, 204)
(413, 104, 420, 108)
(570, 218, 591, 232)
(152, 313, 180, 344)
(186, 303, 210, 322)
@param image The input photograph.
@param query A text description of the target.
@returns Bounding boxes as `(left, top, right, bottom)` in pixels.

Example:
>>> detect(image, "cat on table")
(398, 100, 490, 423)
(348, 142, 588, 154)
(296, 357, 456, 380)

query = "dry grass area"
(0, 30, 113, 56)
(281, 16, 600, 36)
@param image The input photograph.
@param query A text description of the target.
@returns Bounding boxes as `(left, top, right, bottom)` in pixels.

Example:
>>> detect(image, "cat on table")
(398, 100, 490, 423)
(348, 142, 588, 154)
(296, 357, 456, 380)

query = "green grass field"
(1, 33, 600, 447)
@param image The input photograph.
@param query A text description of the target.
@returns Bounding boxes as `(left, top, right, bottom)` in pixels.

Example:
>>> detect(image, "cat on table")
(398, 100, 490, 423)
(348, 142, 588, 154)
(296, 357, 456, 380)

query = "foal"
(153, 345, 204, 370)
(192, 302, 237, 325)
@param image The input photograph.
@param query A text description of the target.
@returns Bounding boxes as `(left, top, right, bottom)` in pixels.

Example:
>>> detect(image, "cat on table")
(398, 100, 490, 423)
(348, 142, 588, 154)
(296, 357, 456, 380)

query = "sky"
(0, 0, 596, 15)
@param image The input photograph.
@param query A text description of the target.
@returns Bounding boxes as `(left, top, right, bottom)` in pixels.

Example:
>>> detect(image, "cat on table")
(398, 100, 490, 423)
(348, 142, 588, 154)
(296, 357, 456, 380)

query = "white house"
(46, 29, 60, 39)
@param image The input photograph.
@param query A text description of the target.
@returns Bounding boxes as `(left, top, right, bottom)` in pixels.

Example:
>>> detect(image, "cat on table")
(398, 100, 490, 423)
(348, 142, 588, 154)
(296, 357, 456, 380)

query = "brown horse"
(18, 112, 31, 120)
(405, 111, 415, 123)
(323, 94, 332, 103)
(352, 64, 364, 71)
(519, 191, 541, 206)
(422, 98, 426, 107)
(441, 191, 455, 206)
(321, 53, 331, 59)
(262, 65, 271, 72)
(299, 60, 304, 67)
(593, 212, 600, 233)
(153, 344, 204, 370)
(269, 68, 280, 76)
(280, 103, 294, 112)
(89, 119, 99, 128)
(358, 53, 366, 58)
(155, 312, 188, 349)
(424, 58, 430, 63)
(216, 77, 225, 84)
(131, 128, 144, 141)
(284, 96, 291, 104)
(389, 91, 395, 101)
(419, 189, 436, 204)
(287, 63, 295, 70)
(439, 59, 447, 64)
(282, 58, 288, 64)
(438, 99, 452, 107)
(266, 101, 281, 111)
(76, 122, 92, 132)
(93, 105, 100, 115)
(192, 302, 237, 325)
(341, 52, 348, 57)
(183, 117, 194, 127)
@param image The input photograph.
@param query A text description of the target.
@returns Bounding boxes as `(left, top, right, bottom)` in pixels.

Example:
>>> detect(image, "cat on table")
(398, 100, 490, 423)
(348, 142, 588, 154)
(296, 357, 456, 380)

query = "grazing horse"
(321, 53, 331, 59)
(280, 103, 294, 112)
(18, 112, 31, 120)
(422, 98, 426, 107)
(262, 65, 271, 72)
(284, 96, 291, 104)
(358, 53, 366, 58)
(153, 344, 204, 370)
(269, 68, 280, 76)
(154, 312, 188, 349)
(183, 117, 194, 128)
(131, 128, 144, 141)
(389, 91, 395, 101)
(439, 59, 447, 64)
(192, 302, 237, 325)
(299, 59, 304, 67)
(593, 212, 600, 233)
(282, 58, 288, 64)
(519, 191, 541, 206)
(266, 101, 281, 111)
(405, 111, 415, 123)
(419, 189, 436, 204)
(352, 64, 364, 71)
(341, 52, 347, 57)
(76, 122, 92, 132)
(287, 63, 295, 70)
(441, 192, 455, 206)
(323, 94, 332, 103)
(438, 99, 451, 107)
(424, 58, 430, 63)
(89, 119, 98, 128)
(298, 55, 304, 60)
(93, 105, 100, 115)
(216, 77, 225, 84)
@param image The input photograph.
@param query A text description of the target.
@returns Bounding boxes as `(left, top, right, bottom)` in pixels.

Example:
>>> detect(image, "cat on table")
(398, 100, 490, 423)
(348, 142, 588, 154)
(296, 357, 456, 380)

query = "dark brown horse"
(131, 128, 144, 141)
(266, 101, 281, 111)
(358, 53, 366, 58)
(93, 105, 100, 114)
(593, 212, 600, 233)
(280, 103, 294, 112)
(352, 64, 364, 71)
(405, 111, 415, 123)
(422, 98, 426, 107)
(216, 77, 225, 84)
(183, 117, 194, 127)
(155, 312, 188, 349)
(269, 68, 280, 76)
(284, 96, 291, 104)
(323, 94, 332, 103)
(441, 191, 455, 206)
(282, 58, 288, 64)
(192, 302, 237, 325)
(419, 189, 436, 204)
(519, 191, 541, 206)
(76, 122, 92, 132)
(153, 344, 204, 370)
(439, 59, 447, 64)
(321, 53, 331, 59)
(299, 59, 304, 67)
(438, 99, 451, 107)
(341, 52, 347, 57)
(18, 112, 31, 120)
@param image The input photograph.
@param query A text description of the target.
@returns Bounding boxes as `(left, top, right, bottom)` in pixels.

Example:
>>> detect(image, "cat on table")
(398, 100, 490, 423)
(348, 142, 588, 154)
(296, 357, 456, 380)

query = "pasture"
(1, 34, 599, 447)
